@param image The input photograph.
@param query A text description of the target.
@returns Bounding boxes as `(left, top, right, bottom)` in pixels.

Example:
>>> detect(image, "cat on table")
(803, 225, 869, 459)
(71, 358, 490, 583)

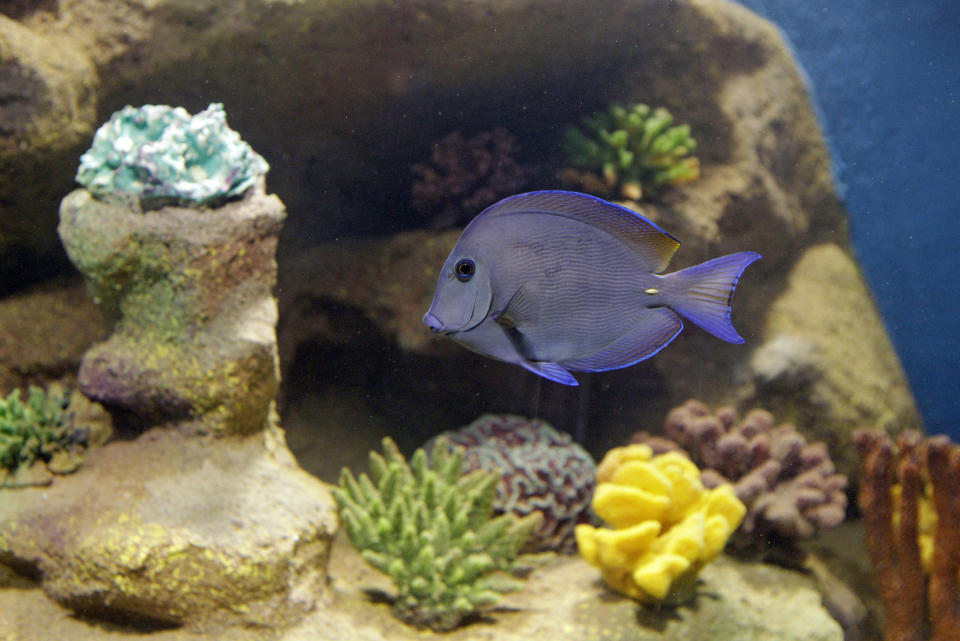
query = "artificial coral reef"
(333, 437, 541, 632)
(0, 384, 81, 485)
(562, 102, 699, 201)
(854, 429, 960, 641)
(410, 128, 531, 228)
(60, 103, 285, 435)
(427, 414, 596, 552)
(631, 399, 847, 550)
(575, 444, 745, 605)
(76, 103, 268, 209)
(8, 106, 334, 630)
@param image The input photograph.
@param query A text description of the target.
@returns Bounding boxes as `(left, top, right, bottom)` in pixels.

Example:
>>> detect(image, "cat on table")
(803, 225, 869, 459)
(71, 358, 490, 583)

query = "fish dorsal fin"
(476, 190, 681, 273)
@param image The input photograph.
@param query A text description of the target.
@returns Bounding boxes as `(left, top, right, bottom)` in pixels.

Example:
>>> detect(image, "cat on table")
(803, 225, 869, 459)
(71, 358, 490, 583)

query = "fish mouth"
(423, 311, 445, 333)
(423, 290, 488, 335)
(423, 311, 460, 335)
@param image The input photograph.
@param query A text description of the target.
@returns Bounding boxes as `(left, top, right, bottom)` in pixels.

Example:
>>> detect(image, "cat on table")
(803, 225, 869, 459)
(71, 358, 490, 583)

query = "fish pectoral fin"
(501, 324, 537, 361)
(495, 320, 578, 385)
(493, 285, 537, 329)
(519, 359, 579, 386)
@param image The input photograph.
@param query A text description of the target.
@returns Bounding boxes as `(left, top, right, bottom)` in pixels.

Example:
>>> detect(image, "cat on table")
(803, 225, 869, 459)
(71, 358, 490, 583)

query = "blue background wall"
(734, 0, 960, 438)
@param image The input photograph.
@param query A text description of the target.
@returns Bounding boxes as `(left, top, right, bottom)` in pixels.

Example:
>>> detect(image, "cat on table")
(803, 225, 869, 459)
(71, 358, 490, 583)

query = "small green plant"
(0, 385, 70, 474)
(332, 437, 542, 632)
(563, 102, 700, 200)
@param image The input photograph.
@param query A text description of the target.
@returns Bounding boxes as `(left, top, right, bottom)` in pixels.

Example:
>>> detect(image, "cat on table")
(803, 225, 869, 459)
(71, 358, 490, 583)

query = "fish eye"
(455, 259, 475, 282)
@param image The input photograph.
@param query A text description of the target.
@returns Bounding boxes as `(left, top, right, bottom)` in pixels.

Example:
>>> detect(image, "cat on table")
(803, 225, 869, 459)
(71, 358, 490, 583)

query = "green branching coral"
(563, 102, 700, 200)
(332, 437, 542, 632)
(0, 385, 71, 476)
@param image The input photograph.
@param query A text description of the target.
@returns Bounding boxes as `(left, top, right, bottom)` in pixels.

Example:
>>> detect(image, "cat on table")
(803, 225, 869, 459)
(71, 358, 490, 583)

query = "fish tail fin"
(664, 252, 761, 343)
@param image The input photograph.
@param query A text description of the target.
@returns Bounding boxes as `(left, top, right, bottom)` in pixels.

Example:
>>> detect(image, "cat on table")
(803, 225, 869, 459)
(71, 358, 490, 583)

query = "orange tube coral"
(926, 436, 960, 641)
(853, 429, 960, 641)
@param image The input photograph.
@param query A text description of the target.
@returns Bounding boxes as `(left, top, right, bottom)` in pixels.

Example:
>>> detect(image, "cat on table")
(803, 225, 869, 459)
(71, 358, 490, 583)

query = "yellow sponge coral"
(576, 444, 746, 604)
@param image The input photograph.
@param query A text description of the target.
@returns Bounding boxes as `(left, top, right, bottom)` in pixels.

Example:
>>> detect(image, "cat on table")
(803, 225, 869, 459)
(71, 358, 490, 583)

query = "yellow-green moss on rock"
(58, 186, 285, 434)
(0, 426, 337, 629)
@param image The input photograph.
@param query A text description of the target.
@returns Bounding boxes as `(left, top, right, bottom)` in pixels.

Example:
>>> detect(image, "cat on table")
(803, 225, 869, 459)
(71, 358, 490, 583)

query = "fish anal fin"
(561, 308, 683, 372)
(519, 360, 579, 386)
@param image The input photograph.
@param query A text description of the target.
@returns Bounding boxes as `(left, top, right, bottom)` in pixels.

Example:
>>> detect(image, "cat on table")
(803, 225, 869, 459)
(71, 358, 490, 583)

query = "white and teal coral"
(76, 103, 268, 209)
(332, 437, 541, 632)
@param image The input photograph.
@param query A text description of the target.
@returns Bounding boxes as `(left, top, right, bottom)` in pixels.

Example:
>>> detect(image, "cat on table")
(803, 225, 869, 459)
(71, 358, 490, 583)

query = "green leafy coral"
(332, 437, 542, 632)
(563, 102, 700, 200)
(0, 385, 70, 476)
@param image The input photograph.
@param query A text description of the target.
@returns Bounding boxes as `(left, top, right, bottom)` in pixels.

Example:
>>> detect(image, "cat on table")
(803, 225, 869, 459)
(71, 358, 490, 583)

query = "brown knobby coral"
(631, 399, 847, 550)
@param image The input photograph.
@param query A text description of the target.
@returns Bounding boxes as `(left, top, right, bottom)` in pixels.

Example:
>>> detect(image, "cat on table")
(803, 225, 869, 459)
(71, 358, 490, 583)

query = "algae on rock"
(0, 179, 338, 628)
(57, 101, 284, 435)
(58, 186, 285, 435)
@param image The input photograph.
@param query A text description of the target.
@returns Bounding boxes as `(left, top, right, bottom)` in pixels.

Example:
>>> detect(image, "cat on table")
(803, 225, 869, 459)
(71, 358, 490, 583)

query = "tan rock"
(0, 279, 104, 394)
(2, 0, 847, 276)
(0, 425, 337, 629)
(0, 531, 843, 641)
(0, 15, 98, 290)
(278, 230, 459, 361)
(744, 243, 921, 475)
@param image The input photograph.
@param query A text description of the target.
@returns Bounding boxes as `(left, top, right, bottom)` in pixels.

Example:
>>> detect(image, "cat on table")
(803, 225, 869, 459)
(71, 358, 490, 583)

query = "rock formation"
(1, 181, 338, 629)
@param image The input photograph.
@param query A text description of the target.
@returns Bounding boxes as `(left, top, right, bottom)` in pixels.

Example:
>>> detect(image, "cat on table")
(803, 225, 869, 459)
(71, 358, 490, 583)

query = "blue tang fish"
(422, 190, 760, 386)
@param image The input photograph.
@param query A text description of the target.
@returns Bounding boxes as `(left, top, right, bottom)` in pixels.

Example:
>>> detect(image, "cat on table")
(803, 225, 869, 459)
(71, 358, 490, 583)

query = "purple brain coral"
(427, 414, 596, 552)
(631, 399, 847, 545)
